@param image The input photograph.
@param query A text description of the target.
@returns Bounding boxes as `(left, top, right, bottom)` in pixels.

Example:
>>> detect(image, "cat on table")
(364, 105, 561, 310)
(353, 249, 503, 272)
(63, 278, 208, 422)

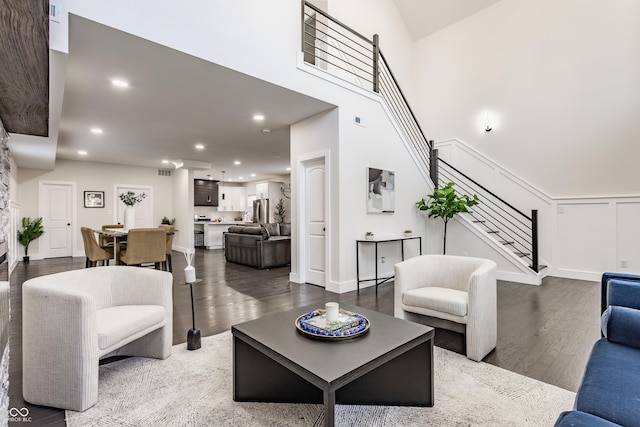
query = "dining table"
(93, 228, 176, 264)
(93, 228, 128, 263)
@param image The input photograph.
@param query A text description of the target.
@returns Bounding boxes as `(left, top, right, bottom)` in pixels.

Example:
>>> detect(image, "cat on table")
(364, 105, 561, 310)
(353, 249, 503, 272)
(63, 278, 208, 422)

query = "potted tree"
(18, 217, 45, 262)
(416, 182, 479, 254)
(274, 198, 286, 223)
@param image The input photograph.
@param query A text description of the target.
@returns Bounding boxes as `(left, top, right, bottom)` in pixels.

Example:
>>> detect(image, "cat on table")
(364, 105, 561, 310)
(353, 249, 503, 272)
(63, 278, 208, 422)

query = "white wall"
(325, 0, 415, 96)
(172, 168, 191, 252)
(290, 87, 434, 293)
(413, 0, 640, 197)
(290, 109, 339, 288)
(17, 160, 173, 258)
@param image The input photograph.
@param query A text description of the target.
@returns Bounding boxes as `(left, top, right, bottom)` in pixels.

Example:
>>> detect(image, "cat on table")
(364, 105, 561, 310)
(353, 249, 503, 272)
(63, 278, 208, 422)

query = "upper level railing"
(301, 1, 539, 272)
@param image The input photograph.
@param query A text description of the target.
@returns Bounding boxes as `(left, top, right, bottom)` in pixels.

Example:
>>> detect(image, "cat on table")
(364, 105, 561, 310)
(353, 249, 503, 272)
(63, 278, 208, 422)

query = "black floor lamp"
(184, 250, 201, 350)
(187, 280, 201, 350)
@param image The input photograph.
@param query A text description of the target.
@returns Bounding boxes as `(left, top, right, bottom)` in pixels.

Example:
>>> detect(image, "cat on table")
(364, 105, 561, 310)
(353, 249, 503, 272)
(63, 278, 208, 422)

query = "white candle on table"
(325, 302, 339, 323)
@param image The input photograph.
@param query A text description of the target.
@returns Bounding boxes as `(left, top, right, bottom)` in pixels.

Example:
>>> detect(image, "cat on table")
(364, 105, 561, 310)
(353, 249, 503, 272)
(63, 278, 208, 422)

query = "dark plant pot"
(23, 256, 29, 263)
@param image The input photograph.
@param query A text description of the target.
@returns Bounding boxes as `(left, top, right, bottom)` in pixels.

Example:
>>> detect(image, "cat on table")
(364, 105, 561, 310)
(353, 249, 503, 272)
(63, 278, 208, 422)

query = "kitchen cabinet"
(254, 181, 284, 200)
(194, 179, 218, 206)
(218, 186, 246, 211)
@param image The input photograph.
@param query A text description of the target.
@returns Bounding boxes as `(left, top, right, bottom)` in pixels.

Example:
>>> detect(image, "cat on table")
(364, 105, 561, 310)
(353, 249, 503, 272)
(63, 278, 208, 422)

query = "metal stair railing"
(300, 1, 540, 272)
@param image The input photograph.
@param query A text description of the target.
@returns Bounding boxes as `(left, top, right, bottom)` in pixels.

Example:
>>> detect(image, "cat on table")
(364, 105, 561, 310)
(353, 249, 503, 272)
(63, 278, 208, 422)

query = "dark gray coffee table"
(232, 303, 434, 427)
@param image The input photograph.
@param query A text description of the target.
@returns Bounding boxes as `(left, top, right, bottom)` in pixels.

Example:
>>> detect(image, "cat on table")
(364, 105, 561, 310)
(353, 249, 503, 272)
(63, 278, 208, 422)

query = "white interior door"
(39, 181, 74, 258)
(304, 158, 326, 286)
(114, 185, 153, 228)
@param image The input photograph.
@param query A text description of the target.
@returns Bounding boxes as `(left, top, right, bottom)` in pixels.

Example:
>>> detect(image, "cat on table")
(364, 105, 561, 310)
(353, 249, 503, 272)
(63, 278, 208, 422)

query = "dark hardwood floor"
(8, 249, 601, 426)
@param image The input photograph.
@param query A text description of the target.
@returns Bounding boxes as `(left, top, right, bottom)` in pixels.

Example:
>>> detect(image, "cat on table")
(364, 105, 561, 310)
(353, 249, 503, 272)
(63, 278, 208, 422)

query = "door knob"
(67, 223, 71, 226)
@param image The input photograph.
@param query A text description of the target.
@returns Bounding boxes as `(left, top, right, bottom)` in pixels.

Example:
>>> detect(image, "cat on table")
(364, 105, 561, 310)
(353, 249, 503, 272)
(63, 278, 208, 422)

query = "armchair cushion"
(607, 278, 640, 311)
(603, 305, 640, 349)
(263, 223, 280, 237)
(279, 223, 291, 236)
(403, 287, 468, 317)
(575, 338, 640, 426)
(96, 305, 166, 354)
(555, 411, 621, 427)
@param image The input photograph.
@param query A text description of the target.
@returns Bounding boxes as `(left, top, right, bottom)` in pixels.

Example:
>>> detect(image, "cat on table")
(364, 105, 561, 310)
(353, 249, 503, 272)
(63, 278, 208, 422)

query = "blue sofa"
(555, 273, 640, 426)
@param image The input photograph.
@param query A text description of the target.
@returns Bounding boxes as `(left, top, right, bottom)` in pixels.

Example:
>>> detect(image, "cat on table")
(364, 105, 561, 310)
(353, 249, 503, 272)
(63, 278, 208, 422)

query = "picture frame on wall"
(367, 167, 395, 213)
(84, 191, 105, 208)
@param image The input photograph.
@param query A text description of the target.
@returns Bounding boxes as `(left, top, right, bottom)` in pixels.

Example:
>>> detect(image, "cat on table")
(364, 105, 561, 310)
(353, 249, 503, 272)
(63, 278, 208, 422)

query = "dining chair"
(80, 227, 114, 267)
(100, 224, 125, 247)
(119, 228, 166, 269)
(159, 225, 174, 272)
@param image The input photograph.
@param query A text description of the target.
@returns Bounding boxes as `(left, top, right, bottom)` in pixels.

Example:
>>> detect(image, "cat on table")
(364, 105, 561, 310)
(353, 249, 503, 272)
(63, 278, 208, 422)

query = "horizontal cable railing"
(378, 51, 432, 174)
(437, 158, 538, 270)
(300, 1, 539, 272)
(302, 2, 375, 90)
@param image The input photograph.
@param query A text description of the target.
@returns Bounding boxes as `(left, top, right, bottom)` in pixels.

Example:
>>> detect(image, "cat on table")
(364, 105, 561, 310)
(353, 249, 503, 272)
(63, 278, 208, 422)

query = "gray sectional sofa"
(224, 223, 291, 269)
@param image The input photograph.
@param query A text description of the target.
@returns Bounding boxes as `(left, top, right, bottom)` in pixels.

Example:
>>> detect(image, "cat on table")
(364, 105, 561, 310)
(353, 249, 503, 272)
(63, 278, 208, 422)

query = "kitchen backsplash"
(193, 206, 247, 222)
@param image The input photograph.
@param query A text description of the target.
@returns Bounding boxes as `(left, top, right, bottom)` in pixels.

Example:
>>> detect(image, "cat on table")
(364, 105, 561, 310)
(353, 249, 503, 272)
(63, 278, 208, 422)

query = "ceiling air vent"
(158, 169, 172, 177)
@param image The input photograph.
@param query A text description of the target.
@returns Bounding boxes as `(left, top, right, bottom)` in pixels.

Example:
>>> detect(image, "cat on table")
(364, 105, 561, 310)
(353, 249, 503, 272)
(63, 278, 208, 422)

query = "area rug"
(66, 332, 574, 426)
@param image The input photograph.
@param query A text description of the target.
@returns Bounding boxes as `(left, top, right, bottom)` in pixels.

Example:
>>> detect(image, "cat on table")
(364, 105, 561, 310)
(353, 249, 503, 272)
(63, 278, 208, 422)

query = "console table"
(356, 236, 422, 293)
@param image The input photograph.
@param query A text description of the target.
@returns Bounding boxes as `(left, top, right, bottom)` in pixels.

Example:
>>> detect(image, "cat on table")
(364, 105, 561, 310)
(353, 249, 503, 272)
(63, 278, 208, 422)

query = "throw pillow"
(279, 223, 291, 236)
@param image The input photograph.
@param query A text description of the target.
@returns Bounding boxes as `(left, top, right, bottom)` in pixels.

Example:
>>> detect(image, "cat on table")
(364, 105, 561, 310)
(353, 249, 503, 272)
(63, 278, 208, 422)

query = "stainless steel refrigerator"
(253, 198, 269, 224)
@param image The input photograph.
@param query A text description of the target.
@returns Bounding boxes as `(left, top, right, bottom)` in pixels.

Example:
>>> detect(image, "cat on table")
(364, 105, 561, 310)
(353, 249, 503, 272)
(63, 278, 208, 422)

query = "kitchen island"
(194, 221, 257, 249)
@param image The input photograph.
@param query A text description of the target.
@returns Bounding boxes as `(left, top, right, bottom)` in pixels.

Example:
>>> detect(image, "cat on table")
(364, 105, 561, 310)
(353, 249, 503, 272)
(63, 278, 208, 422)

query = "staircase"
(302, 1, 545, 277)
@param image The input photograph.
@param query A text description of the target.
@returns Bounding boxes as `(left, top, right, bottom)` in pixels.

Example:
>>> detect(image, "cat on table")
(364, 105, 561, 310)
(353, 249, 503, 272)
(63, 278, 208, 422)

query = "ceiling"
(394, 0, 502, 40)
(55, 15, 335, 182)
(2, 2, 503, 180)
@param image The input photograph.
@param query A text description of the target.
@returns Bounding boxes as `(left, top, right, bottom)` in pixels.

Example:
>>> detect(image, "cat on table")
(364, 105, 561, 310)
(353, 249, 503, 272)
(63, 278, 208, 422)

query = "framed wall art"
(84, 191, 105, 208)
(367, 167, 395, 213)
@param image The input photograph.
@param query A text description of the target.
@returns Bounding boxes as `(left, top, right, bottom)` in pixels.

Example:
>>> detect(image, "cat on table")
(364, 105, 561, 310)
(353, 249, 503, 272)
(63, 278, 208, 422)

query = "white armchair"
(22, 266, 173, 411)
(394, 254, 497, 362)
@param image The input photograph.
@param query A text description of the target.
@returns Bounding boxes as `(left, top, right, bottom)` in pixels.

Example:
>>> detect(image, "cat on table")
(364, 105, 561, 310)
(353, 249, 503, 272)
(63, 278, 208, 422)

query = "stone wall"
(0, 119, 8, 248)
(0, 120, 8, 422)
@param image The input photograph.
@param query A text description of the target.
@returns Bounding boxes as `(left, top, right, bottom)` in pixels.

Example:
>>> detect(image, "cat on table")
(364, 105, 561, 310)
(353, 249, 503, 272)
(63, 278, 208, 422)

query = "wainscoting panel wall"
(616, 202, 640, 274)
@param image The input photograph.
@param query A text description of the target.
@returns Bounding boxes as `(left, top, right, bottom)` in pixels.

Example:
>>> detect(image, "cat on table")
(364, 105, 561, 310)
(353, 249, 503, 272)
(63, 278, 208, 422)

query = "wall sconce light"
(484, 112, 492, 132)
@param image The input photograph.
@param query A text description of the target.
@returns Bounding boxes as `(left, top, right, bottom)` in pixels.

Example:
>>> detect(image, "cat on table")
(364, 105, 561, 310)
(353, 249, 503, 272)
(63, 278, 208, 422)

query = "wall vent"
(158, 169, 172, 177)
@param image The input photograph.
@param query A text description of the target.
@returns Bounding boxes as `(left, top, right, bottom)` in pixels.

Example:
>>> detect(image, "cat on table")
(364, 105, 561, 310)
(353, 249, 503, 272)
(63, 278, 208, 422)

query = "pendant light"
(221, 171, 226, 200)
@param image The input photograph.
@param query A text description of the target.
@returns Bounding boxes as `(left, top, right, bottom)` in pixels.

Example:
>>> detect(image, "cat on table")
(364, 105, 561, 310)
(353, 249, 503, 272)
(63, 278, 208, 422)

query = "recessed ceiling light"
(78, 150, 88, 156)
(90, 128, 103, 134)
(195, 144, 205, 150)
(250, 173, 256, 177)
(162, 160, 169, 164)
(111, 79, 129, 88)
(234, 161, 241, 165)
(262, 129, 271, 133)
(228, 178, 233, 182)
(253, 114, 265, 121)
(286, 167, 291, 171)
(238, 176, 244, 180)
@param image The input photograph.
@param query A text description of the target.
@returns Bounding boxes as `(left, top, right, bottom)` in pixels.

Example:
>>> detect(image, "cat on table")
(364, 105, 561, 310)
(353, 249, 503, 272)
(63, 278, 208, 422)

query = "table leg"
(356, 241, 360, 292)
(323, 389, 335, 427)
(113, 235, 119, 264)
(375, 242, 379, 295)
